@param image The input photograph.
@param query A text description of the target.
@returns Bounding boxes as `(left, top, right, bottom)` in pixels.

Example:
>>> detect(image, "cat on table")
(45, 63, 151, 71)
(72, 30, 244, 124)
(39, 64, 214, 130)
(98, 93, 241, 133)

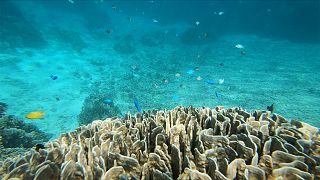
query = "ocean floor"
(1, 1, 319, 138)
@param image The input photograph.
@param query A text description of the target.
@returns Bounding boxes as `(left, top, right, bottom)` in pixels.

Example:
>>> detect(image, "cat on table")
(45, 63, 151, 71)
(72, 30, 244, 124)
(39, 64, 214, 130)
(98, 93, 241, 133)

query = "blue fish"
(186, 69, 195, 75)
(172, 95, 180, 101)
(134, 98, 142, 112)
(215, 91, 221, 99)
(207, 79, 215, 85)
(50, 75, 58, 80)
(103, 99, 113, 105)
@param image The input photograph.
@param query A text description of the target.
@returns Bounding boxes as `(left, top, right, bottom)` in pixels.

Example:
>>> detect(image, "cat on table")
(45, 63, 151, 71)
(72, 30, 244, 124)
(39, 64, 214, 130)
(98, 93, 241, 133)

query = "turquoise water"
(1, 0, 319, 138)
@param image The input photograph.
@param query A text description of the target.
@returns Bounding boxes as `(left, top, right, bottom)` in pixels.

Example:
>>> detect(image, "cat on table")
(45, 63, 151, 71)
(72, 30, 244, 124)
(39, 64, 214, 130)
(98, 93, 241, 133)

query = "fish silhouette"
(134, 98, 142, 112)
(267, 103, 275, 114)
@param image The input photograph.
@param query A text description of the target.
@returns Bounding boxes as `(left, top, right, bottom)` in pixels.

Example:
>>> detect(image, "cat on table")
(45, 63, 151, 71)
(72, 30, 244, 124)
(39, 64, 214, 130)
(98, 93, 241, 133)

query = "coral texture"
(78, 93, 121, 125)
(0, 102, 51, 161)
(1, 106, 319, 179)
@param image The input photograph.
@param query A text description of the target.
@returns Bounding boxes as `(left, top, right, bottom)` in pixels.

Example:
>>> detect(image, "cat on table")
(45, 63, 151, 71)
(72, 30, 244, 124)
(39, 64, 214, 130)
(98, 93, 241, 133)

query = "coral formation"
(0, 102, 51, 161)
(78, 93, 121, 125)
(0, 102, 7, 117)
(1, 106, 319, 179)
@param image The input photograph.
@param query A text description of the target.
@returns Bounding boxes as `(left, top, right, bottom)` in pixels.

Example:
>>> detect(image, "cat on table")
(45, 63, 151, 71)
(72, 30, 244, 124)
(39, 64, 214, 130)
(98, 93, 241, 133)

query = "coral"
(78, 93, 121, 125)
(1, 106, 319, 179)
(0, 103, 51, 161)
(0, 102, 8, 117)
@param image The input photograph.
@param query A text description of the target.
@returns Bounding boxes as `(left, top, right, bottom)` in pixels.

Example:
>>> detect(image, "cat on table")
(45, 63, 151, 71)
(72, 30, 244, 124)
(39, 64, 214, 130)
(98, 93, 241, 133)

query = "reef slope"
(0, 106, 319, 179)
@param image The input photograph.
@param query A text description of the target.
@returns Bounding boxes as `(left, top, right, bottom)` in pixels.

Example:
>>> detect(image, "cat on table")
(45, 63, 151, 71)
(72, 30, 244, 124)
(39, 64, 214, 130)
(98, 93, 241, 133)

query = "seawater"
(0, 0, 319, 138)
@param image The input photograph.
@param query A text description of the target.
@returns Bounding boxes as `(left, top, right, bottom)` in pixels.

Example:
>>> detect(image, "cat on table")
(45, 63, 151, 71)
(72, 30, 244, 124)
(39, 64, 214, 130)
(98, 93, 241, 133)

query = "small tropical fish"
(152, 19, 159, 23)
(218, 79, 224, 84)
(134, 98, 142, 112)
(215, 91, 221, 99)
(50, 75, 58, 80)
(172, 95, 180, 101)
(218, 11, 224, 15)
(196, 76, 202, 81)
(35, 143, 45, 152)
(203, 32, 208, 38)
(25, 112, 45, 119)
(235, 44, 244, 49)
(207, 79, 215, 85)
(106, 29, 113, 34)
(194, 67, 200, 71)
(219, 63, 224, 67)
(267, 103, 275, 114)
(112, 5, 118, 11)
(195, 21, 200, 26)
(187, 69, 195, 75)
(103, 99, 113, 105)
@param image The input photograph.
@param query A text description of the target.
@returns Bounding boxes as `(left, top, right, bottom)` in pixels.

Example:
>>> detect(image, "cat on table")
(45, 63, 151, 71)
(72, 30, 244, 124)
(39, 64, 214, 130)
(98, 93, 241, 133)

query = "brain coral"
(0, 106, 319, 180)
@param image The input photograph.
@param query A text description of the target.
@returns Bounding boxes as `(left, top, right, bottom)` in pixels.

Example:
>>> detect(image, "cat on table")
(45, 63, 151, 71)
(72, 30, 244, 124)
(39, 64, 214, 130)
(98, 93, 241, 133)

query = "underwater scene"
(0, 0, 320, 179)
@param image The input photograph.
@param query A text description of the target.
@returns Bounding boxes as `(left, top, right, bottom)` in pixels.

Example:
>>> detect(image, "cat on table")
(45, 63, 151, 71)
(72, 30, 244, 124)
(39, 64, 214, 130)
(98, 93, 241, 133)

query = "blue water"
(0, 0, 320, 137)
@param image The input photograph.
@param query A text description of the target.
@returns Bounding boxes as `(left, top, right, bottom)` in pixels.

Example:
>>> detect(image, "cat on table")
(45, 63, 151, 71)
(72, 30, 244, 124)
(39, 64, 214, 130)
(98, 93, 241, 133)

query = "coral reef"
(0, 102, 7, 117)
(78, 93, 121, 125)
(0, 102, 51, 161)
(1, 106, 319, 179)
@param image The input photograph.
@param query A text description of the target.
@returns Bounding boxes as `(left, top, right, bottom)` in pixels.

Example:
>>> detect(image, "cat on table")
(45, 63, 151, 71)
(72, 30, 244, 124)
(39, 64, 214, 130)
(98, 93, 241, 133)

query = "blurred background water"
(0, 0, 319, 139)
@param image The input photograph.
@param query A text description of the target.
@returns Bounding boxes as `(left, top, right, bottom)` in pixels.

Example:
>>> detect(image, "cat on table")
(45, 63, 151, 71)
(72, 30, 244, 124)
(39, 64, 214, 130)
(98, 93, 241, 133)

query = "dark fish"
(219, 63, 224, 67)
(50, 75, 58, 80)
(267, 103, 275, 114)
(106, 29, 113, 34)
(134, 98, 142, 112)
(35, 143, 45, 152)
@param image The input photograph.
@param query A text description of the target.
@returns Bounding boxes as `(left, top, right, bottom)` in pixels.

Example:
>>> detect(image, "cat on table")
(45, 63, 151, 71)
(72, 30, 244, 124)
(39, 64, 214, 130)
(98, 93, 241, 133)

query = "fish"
(195, 21, 200, 26)
(50, 75, 58, 80)
(218, 79, 224, 84)
(25, 112, 45, 119)
(35, 143, 45, 152)
(218, 11, 224, 15)
(172, 95, 180, 101)
(105, 29, 113, 34)
(186, 69, 195, 75)
(235, 44, 244, 49)
(207, 79, 215, 85)
(152, 19, 159, 23)
(267, 103, 275, 114)
(103, 99, 113, 105)
(134, 98, 142, 112)
(203, 32, 208, 38)
(215, 91, 221, 99)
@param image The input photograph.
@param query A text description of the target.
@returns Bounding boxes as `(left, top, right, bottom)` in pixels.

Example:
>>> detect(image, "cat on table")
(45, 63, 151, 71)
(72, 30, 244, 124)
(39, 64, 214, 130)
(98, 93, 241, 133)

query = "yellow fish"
(25, 112, 45, 119)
